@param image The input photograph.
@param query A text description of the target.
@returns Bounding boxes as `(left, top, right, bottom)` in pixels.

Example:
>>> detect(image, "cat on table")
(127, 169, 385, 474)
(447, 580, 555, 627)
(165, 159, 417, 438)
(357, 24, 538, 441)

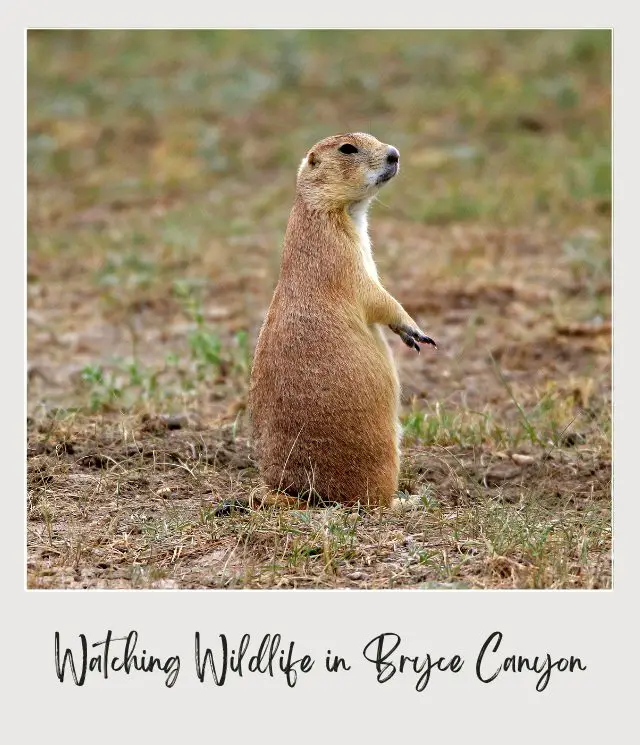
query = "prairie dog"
(249, 132, 436, 508)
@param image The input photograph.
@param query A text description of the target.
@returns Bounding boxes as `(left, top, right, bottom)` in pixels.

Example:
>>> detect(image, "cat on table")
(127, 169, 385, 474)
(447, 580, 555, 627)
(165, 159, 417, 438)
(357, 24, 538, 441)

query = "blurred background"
(26, 30, 612, 590)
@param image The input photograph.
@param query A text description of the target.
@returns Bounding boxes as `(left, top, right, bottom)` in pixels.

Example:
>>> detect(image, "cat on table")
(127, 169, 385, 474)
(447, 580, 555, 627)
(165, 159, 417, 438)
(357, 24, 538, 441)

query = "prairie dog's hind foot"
(212, 490, 325, 517)
(212, 498, 252, 517)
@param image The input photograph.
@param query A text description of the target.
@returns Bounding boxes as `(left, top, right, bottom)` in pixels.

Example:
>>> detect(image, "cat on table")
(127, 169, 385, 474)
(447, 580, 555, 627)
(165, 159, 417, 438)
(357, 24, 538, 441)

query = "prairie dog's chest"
(350, 202, 380, 283)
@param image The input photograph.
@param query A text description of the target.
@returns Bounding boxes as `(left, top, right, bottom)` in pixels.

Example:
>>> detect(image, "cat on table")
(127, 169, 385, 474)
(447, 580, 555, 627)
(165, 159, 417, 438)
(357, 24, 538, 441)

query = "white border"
(10, 6, 634, 741)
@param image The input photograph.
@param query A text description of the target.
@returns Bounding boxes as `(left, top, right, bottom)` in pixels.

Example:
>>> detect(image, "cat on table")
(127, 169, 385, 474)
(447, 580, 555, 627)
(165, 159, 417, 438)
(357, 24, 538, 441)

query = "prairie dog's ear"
(298, 150, 320, 177)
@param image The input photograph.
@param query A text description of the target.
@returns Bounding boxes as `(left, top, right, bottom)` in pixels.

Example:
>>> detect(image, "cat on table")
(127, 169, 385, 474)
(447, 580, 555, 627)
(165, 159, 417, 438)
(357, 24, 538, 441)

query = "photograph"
(26, 29, 612, 590)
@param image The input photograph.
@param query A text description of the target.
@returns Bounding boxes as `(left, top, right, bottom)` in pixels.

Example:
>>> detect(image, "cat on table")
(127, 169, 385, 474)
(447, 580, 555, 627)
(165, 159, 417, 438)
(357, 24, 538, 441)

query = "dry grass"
(27, 30, 611, 589)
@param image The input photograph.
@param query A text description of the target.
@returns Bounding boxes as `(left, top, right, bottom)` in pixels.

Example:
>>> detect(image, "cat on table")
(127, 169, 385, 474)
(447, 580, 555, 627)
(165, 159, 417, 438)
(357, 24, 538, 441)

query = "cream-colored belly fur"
(350, 200, 402, 452)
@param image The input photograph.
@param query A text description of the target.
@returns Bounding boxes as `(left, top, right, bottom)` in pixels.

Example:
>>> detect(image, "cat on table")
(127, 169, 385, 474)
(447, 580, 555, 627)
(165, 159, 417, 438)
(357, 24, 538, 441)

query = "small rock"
(481, 463, 521, 486)
(511, 453, 535, 466)
(348, 571, 365, 581)
(162, 414, 189, 430)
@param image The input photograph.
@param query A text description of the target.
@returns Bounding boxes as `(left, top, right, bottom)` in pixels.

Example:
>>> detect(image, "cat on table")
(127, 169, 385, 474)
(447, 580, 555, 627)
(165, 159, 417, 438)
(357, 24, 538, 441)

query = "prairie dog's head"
(296, 132, 400, 209)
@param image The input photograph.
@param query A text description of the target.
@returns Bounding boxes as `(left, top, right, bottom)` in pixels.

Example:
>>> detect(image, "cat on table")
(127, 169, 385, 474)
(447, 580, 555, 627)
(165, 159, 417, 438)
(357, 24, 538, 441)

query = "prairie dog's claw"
(390, 324, 438, 352)
(416, 333, 437, 349)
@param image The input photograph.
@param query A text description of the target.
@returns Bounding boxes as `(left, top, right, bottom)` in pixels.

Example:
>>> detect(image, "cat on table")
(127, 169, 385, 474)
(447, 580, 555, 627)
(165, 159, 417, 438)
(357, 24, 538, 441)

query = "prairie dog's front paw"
(389, 324, 438, 353)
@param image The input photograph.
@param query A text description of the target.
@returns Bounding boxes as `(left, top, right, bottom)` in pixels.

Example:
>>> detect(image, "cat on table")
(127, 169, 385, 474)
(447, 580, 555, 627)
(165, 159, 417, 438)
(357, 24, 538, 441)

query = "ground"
(27, 30, 611, 589)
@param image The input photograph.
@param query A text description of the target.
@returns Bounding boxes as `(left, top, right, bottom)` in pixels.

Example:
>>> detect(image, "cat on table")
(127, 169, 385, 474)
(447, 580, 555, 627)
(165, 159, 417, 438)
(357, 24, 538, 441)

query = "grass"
(27, 30, 611, 589)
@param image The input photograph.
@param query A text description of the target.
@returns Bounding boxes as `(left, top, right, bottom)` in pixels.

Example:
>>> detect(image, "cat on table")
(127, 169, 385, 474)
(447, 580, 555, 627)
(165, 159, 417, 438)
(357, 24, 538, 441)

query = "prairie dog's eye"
(338, 143, 359, 154)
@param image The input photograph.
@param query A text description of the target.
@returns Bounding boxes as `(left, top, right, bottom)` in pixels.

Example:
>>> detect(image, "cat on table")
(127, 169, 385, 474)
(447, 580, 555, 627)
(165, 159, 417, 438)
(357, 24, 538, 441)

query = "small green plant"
(233, 329, 252, 376)
(174, 280, 225, 379)
(94, 251, 157, 291)
(125, 360, 159, 397)
(402, 403, 500, 447)
(79, 359, 162, 412)
(188, 327, 223, 372)
(173, 279, 252, 382)
(79, 363, 123, 411)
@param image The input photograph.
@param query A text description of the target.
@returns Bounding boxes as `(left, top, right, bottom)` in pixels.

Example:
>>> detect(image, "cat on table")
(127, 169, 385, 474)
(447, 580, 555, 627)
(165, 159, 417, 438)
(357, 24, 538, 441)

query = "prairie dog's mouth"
(375, 162, 399, 185)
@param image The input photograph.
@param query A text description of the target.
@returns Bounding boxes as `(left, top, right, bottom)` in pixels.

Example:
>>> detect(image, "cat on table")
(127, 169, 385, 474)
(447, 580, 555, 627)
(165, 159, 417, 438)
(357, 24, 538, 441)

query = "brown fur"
(249, 133, 436, 508)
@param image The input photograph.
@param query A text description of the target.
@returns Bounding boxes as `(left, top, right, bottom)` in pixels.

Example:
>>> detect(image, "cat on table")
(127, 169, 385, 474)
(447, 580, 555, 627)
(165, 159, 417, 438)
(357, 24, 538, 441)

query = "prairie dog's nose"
(386, 146, 400, 164)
